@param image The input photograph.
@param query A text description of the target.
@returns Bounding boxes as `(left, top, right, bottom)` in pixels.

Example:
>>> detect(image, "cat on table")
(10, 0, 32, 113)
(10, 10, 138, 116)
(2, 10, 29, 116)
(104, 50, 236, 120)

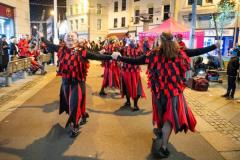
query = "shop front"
(203, 29, 234, 56)
(0, 3, 15, 39)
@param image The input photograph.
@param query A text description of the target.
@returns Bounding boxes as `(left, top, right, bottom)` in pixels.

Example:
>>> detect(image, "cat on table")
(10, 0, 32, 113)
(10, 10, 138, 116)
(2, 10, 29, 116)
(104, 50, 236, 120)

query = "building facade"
(177, 0, 239, 55)
(66, 0, 172, 40)
(108, 0, 171, 37)
(66, 0, 109, 41)
(0, 0, 30, 39)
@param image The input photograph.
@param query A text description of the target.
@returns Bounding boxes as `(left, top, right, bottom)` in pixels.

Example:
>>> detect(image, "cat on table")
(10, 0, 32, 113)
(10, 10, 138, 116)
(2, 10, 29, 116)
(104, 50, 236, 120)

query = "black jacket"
(227, 56, 239, 76)
(2, 41, 9, 56)
(9, 43, 19, 55)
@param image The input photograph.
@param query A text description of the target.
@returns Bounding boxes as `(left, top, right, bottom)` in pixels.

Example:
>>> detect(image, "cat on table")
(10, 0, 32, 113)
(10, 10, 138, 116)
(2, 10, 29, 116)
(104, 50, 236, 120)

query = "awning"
(107, 32, 126, 39)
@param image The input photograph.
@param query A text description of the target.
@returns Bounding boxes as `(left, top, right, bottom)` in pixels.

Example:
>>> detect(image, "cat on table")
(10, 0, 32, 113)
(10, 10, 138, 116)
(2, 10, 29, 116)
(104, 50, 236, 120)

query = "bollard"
(41, 63, 46, 75)
(5, 75, 12, 86)
(23, 70, 28, 79)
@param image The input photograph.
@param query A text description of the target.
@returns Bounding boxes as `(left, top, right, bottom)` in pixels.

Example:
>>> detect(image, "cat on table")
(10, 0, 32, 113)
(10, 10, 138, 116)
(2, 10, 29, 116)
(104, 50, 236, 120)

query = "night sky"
(30, 0, 66, 21)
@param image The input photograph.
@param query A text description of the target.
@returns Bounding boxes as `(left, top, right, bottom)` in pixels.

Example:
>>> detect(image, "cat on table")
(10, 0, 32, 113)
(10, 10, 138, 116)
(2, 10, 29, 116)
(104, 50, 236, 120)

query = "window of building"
(70, 5, 73, 15)
(81, 18, 84, 23)
(148, 7, 154, 23)
(134, 0, 140, 2)
(75, 19, 78, 30)
(97, 19, 101, 30)
(75, 4, 78, 14)
(114, 1, 118, 12)
(188, 0, 203, 5)
(81, 2, 84, 13)
(206, 0, 213, 3)
(97, 4, 102, 14)
(70, 20, 73, 30)
(163, 5, 170, 20)
(122, 0, 126, 11)
(114, 18, 118, 28)
(121, 17, 126, 27)
(135, 10, 140, 24)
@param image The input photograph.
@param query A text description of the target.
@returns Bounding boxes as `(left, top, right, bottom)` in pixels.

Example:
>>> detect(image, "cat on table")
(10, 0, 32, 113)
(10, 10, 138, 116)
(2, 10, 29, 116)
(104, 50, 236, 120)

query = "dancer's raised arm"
(116, 53, 147, 65)
(184, 44, 218, 57)
(86, 50, 112, 61)
(38, 32, 59, 52)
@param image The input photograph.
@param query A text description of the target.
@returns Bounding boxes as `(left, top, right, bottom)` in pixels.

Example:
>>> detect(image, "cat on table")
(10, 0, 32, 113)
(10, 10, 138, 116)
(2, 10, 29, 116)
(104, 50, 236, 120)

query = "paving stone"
(201, 132, 240, 152)
(195, 116, 216, 132)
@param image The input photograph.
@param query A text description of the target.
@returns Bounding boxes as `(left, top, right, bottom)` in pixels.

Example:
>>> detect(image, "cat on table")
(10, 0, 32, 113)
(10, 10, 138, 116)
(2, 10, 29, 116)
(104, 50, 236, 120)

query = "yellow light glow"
(84, 0, 89, 13)
(50, 10, 54, 16)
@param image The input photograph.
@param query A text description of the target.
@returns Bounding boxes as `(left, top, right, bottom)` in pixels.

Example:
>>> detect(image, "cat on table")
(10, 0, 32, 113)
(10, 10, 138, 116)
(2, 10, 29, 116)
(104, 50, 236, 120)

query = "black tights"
(126, 95, 140, 106)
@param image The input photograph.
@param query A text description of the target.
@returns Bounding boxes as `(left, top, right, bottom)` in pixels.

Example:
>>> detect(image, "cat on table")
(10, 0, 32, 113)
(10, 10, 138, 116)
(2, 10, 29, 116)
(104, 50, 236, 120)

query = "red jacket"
(18, 39, 29, 57)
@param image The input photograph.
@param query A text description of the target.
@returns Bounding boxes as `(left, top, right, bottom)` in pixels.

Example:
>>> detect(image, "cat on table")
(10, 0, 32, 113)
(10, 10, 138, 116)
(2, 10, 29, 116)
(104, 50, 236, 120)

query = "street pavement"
(0, 62, 239, 160)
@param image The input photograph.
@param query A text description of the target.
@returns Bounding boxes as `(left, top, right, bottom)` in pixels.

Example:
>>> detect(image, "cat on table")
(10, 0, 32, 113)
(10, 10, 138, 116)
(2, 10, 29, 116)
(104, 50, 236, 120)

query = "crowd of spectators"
(0, 34, 48, 73)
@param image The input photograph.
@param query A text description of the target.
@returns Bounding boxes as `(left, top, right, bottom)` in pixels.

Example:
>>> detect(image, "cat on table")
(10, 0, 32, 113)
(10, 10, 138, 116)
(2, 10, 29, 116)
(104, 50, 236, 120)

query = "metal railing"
(0, 53, 51, 86)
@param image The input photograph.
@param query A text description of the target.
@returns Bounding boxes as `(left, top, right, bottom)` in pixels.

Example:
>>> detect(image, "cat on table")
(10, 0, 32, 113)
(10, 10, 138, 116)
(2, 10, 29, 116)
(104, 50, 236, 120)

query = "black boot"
(226, 95, 234, 100)
(79, 112, 89, 126)
(123, 101, 131, 107)
(158, 147, 170, 157)
(99, 90, 107, 96)
(151, 138, 163, 158)
(132, 96, 140, 111)
(221, 93, 229, 98)
(69, 128, 80, 138)
(132, 105, 140, 111)
(153, 128, 162, 139)
(122, 96, 131, 108)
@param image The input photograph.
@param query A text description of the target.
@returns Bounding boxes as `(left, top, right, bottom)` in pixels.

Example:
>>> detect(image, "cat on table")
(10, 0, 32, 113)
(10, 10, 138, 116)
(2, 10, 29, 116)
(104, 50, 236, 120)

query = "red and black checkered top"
(178, 41, 187, 50)
(122, 46, 143, 72)
(57, 47, 90, 82)
(103, 44, 119, 68)
(145, 50, 190, 98)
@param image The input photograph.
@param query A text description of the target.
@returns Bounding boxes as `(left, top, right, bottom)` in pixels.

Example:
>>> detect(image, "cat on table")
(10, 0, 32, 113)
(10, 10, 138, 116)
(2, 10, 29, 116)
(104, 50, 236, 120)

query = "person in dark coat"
(222, 46, 240, 99)
(9, 36, 19, 61)
(1, 35, 9, 70)
(0, 38, 3, 72)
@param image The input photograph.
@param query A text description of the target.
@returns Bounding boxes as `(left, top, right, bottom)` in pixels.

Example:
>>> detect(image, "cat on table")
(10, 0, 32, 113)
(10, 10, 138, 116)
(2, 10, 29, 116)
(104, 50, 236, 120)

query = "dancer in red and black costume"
(39, 32, 112, 137)
(113, 32, 218, 158)
(120, 40, 146, 111)
(176, 33, 187, 50)
(99, 40, 120, 96)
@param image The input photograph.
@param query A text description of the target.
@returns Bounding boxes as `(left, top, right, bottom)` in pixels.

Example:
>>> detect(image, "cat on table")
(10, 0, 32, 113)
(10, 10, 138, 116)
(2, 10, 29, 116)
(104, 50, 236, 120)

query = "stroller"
(28, 42, 46, 75)
(193, 57, 207, 76)
(191, 57, 209, 91)
(206, 55, 221, 82)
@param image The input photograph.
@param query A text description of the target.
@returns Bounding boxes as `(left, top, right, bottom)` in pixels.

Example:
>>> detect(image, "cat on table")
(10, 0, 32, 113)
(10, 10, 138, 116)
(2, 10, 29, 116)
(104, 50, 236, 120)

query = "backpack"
(193, 77, 209, 91)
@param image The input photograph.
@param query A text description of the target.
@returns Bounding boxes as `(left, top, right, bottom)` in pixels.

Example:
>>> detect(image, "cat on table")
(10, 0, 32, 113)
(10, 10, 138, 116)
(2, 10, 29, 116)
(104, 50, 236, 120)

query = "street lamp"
(50, 10, 54, 16)
(53, 0, 59, 44)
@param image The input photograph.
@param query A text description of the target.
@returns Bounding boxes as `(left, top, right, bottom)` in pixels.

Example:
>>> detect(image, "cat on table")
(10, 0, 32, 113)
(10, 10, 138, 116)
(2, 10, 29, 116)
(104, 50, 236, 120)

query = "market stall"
(139, 18, 204, 49)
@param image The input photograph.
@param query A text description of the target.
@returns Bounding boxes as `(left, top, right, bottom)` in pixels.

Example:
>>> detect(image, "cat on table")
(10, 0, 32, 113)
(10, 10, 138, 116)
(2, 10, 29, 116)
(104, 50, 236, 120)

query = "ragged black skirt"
(60, 78, 86, 128)
(152, 93, 197, 133)
(102, 62, 120, 89)
(121, 70, 146, 99)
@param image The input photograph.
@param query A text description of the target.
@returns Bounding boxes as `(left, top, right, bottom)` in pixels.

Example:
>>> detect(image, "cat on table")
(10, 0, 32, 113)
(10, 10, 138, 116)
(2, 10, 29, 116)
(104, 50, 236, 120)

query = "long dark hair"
(159, 32, 180, 59)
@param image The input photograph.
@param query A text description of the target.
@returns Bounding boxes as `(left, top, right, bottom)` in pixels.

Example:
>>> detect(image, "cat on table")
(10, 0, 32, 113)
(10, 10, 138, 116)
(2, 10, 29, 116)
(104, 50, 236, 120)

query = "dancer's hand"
(215, 41, 221, 48)
(37, 31, 44, 38)
(99, 49, 105, 54)
(111, 52, 121, 60)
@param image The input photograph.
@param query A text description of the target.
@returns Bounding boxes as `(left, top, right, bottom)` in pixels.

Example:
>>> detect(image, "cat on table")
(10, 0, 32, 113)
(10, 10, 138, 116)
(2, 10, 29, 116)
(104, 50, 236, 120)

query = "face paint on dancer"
(64, 32, 78, 49)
